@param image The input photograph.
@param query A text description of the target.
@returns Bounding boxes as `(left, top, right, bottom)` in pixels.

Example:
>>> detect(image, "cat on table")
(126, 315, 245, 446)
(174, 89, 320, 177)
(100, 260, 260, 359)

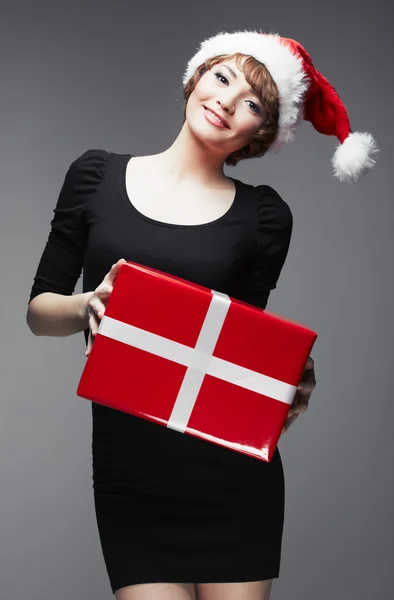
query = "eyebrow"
(220, 64, 257, 95)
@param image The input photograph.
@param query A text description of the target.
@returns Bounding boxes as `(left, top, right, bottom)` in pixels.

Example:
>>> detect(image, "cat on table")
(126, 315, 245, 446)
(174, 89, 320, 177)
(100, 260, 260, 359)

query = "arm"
(242, 185, 293, 310)
(26, 149, 109, 338)
(26, 291, 94, 337)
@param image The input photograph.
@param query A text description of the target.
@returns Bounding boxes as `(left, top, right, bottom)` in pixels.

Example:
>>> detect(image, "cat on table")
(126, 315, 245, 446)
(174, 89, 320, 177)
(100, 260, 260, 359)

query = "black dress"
(28, 149, 293, 594)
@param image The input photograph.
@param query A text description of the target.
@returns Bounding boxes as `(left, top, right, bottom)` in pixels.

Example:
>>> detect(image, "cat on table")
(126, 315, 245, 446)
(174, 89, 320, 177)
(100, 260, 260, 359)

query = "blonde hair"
(182, 52, 280, 166)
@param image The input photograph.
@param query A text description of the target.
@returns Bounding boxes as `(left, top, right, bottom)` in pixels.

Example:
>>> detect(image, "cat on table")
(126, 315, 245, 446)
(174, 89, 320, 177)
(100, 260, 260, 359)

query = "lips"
(203, 106, 230, 128)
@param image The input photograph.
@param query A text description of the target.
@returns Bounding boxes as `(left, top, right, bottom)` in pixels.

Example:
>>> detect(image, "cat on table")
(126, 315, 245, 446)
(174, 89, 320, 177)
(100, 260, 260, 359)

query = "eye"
(214, 71, 228, 85)
(214, 71, 261, 114)
(247, 100, 260, 113)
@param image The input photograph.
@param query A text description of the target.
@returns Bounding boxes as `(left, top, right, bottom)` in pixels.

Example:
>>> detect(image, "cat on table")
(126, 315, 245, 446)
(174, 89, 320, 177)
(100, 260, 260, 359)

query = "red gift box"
(77, 260, 317, 462)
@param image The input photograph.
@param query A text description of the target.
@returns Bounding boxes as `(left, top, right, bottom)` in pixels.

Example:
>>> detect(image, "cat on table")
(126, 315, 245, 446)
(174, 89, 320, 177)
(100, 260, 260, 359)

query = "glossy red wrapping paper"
(77, 260, 317, 462)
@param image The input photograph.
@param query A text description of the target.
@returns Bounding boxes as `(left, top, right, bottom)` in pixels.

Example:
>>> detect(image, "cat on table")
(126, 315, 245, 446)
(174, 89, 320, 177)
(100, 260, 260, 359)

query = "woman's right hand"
(85, 258, 127, 357)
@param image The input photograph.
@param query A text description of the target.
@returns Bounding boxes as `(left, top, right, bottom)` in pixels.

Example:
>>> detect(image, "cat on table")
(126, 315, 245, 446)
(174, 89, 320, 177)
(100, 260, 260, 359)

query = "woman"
(27, 30, 377, 600)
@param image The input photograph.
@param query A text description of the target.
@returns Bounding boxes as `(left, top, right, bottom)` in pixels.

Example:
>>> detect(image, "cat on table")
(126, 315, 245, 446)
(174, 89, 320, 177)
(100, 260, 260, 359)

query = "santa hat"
(182, 30, 379, 183)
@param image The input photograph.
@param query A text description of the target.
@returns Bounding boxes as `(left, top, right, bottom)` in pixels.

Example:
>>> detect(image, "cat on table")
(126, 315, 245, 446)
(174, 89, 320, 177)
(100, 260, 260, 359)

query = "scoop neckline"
(121, 153, 240, 229)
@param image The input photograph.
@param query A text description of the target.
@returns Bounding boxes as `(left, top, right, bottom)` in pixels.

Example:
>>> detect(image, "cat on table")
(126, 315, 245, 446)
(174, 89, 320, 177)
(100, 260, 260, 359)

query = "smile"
(203, 107, 229, 129)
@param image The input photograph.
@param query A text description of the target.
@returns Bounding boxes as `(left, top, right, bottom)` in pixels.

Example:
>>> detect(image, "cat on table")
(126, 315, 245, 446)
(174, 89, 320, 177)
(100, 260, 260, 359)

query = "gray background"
(1, 0, 392, 598)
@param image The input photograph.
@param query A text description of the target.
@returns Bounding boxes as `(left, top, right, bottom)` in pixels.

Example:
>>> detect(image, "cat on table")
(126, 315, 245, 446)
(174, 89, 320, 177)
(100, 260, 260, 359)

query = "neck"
(154, 121, 231, 186)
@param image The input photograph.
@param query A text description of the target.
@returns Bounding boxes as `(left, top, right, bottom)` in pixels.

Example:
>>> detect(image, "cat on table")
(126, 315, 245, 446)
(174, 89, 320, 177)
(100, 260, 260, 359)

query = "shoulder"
(253, 184, 293, 234)
(235, 177, 292, 223)
(52, 149, 111, 214)
(68, 148, 110, 176)
(62, 149, 111, 200)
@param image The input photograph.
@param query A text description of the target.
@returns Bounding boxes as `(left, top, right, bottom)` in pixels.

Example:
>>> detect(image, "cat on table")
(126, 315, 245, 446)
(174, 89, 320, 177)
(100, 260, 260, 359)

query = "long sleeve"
(28, 149, 109, 305)
(242, 185, 293, 310)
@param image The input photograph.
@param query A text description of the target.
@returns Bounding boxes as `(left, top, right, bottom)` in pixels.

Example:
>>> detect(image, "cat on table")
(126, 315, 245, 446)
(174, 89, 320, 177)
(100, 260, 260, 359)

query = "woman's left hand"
(281, 356, 316, 435)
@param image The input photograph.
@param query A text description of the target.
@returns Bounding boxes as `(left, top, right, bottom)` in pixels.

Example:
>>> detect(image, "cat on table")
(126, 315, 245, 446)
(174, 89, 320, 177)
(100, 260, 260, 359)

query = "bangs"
(205, 53, 275, 109)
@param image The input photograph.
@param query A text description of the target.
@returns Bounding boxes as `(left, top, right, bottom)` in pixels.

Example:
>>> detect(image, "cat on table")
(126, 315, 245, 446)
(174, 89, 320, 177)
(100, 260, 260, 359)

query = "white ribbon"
(98, 289, 296, 433)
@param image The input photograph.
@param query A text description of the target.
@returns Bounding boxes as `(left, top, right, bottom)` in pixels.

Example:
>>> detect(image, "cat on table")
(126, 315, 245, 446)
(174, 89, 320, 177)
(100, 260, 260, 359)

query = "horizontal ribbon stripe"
(98, 290, 296, 433)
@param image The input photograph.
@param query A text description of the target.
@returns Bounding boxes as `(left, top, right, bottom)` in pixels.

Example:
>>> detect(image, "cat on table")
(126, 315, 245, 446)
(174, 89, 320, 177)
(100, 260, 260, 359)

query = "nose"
(216, 96, 235, 115)
(216, 101, 234, 116)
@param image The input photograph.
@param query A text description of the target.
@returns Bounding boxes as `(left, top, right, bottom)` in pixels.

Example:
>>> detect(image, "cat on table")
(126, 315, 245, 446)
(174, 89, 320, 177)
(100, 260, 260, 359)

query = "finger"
(290, 397, 309, 413)
(302, 382, 316, 395)
(306, 356, 314, 369)
(86, 333, 92, 357)
(285, 413, 300, 425)
(304, 367, 317, 388)
(288, 405, 307, 417)
(95, 282, 113, 298)
(281, 413, 299, 433)
(288, 394, 301, 413)
(109, 258, 126, 283)
(297, 378, 314, 393)
(88, 310, 101, 337)
(92, 298, 110, 320)
(86, 319, 99, 356)
(295, 391, 312, 409)
(293, 384, 313, 407)
(88, 293, 110, 320)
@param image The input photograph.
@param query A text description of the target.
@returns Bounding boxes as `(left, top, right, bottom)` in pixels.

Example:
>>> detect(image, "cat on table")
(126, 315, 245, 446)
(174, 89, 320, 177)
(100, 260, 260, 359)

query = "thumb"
(110, 258, 127, 282)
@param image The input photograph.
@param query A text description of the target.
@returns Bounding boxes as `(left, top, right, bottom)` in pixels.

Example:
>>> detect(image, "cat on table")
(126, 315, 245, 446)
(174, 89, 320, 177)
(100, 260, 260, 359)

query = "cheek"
(187, 87, 206, 113)
(192, 75, 221, 101)
(187, 101, 204, 124)
(232, 121, 257, 139)
(245, 121, 263, 138)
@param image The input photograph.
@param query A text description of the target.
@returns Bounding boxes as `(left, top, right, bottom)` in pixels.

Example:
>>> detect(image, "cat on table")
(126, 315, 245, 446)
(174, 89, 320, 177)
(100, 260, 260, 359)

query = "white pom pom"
(332, 132, 379, 183)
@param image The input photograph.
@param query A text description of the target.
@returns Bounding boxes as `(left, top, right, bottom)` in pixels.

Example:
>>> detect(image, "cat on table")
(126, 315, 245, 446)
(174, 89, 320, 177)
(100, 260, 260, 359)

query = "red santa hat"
(182, 30, 379, 183)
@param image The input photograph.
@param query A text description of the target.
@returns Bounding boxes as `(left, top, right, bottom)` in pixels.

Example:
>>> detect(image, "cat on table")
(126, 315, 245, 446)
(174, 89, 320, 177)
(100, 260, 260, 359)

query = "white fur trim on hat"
(332, 132, 380, 184)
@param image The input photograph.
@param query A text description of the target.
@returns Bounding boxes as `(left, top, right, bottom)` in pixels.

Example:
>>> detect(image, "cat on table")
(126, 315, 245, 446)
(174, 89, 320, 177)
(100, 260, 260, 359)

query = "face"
(185, 57, 266, 157)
